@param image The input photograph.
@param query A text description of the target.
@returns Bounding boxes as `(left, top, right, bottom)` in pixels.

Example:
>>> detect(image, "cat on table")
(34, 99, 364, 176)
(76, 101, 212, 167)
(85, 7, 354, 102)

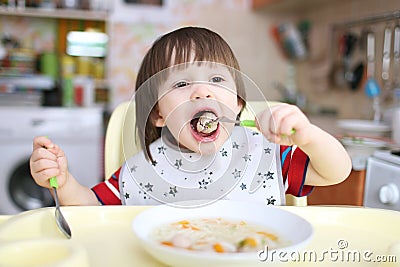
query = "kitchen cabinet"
(307, 170, 366, 206)
(0, 7, 108, 21)
(252, 0, 277, 9)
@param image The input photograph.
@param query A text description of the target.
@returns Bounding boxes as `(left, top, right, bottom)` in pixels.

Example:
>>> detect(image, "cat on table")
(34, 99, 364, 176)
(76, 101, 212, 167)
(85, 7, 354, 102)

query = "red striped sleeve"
(281, 146, 314, 197)
(280, 145, 291, 180)
(91, 167, 122, 205)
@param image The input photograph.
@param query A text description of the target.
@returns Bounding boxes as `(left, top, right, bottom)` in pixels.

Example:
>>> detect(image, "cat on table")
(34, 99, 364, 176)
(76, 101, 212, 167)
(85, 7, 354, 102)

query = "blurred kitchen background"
(1, 0, 400, 214)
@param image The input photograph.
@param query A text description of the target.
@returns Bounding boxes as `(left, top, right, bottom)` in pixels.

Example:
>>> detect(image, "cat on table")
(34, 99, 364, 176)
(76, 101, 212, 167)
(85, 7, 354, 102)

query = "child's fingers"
(46, 143, 63, 157)
(33, 136, 64, 158)
(277, 114, 298, 136)
(38, 167, 60, 181)
(33, 136, 54, 150)
(269, 105, 294, 129)
(35, 170, 61, 188)
(30, 152, 59, 176)
(35, 168, 60, 184)
(30, 147, 57, 163)
(255, 104, 304, 145)
(30, 157, 59, 173)
(29, 157, 61, 188)
(256, 104, 283, 134)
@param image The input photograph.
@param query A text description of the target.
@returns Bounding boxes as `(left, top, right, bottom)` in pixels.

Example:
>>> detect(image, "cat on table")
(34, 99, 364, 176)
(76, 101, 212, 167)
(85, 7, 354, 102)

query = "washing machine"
(0, 106, 103, 214)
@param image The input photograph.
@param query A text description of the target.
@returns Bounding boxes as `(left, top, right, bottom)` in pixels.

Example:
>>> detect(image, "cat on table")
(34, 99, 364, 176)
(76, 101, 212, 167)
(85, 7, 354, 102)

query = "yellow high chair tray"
(0, 205, 399, 267)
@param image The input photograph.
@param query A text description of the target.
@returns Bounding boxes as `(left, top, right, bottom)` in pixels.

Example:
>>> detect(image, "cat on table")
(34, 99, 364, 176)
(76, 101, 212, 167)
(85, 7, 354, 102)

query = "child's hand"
(29, 136, 69, 189)
(255, 103, 313, 146)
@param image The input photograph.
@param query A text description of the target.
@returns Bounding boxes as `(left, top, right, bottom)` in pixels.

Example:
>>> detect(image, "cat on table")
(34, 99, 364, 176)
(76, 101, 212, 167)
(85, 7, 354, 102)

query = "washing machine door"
(8, 160, 54, 211)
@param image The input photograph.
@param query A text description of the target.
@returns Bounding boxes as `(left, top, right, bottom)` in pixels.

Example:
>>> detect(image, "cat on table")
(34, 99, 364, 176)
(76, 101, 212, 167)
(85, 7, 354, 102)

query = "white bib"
(120, 126, 285, 206)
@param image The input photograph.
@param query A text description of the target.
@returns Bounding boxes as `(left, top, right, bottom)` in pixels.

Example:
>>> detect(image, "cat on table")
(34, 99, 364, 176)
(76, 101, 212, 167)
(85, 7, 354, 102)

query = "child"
(30, 26, 352, 206)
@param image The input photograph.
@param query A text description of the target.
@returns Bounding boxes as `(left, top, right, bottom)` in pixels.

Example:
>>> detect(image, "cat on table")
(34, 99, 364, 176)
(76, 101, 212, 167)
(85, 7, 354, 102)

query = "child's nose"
(191, 83, 214, 100)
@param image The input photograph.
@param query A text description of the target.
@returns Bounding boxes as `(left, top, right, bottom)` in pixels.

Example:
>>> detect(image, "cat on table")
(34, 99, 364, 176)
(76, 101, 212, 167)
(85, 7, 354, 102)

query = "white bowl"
(340, 136, 388, 170)
(337, 119, 391, 137)
(132, 200, 313, 267)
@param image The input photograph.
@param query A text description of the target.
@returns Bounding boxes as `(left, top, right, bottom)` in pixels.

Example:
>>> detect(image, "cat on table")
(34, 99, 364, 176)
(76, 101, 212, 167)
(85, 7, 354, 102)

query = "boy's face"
(154, 62, 243, 155)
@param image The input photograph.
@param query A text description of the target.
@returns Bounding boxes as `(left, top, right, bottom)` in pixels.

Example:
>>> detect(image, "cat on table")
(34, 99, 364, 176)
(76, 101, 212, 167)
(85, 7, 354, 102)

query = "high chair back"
(104, 101, 139, 179)
(104, 101, 307, 206)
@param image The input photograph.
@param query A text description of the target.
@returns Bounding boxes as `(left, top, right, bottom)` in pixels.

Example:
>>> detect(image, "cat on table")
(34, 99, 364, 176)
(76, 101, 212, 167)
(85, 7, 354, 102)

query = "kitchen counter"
(308, 169, 366, 206)
(309, 114, 342, 136)
(0, 205, 399, 267)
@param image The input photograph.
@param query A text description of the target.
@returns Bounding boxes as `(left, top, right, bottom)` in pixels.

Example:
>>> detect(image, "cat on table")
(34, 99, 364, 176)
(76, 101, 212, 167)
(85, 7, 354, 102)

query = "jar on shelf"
(61, 55, 75, 78)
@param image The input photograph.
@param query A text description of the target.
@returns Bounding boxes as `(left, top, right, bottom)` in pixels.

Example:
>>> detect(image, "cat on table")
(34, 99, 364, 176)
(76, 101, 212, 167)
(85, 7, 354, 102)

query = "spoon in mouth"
(50, 177, 72, 239)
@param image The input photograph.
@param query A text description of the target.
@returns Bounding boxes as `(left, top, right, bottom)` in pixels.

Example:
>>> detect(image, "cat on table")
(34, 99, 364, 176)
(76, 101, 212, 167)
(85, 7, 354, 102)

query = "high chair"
(104, 101, 307, 206)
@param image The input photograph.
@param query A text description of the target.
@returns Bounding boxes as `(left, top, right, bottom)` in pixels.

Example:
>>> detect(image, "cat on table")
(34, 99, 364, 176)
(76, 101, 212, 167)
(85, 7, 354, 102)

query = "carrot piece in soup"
(176, 220, 190, 225)
(244, 237, 257, 247)
(256, 231, 278, 241)
(161, 241, 174, 247)
(213, 243, 225, 253)
(238, 237, 257, 249)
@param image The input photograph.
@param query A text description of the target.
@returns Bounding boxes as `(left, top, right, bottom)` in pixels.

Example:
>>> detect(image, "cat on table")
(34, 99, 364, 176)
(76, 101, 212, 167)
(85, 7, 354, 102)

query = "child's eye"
(210, 76, 225, 83)
(173, 81, 190, 88)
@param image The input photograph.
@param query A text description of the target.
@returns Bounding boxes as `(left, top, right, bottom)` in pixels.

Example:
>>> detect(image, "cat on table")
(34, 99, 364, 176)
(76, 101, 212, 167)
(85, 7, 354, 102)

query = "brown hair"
(134, 26, 246, 161)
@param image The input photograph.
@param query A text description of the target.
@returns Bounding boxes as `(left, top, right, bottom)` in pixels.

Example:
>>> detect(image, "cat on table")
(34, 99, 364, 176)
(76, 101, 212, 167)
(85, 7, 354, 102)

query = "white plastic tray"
(0, 206, 399, 267)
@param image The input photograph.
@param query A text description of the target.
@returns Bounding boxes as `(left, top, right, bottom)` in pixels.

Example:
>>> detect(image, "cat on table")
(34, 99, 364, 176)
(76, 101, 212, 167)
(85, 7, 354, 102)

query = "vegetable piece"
(161, 241, 173, 246)
(171, 234, 192, 248)
(256, 231, 278, 241)
(237, 237, 257, 249)
(176, 220, 200, 230)
(213, 243, 225, 253)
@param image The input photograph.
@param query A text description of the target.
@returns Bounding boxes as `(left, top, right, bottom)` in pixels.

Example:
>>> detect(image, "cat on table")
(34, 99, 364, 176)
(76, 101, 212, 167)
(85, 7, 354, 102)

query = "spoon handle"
(50, 177, 60, 210)
(50, 176, 72, 239)
(239, 120, 257, 127)
(220, 117, 295, 136)
(50, 176, 58, 189)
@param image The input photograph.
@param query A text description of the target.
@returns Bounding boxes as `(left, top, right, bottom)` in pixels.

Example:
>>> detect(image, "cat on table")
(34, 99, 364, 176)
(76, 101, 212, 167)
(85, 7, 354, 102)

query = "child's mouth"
(190, 110, 220, 142)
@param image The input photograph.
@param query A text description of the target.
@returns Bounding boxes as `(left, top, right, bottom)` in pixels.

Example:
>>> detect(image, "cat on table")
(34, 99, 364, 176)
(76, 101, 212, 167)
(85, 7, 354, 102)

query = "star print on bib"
(120, 126, 285, 206)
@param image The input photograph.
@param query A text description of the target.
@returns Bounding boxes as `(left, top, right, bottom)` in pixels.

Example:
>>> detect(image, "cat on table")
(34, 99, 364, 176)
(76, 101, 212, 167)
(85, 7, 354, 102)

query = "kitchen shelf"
(332, 9, 400, 30)
(252, 0, 335, 12)
(0, 7, 108, 21)
(0, 74, 55, 90)
(94, 79, 108, 88)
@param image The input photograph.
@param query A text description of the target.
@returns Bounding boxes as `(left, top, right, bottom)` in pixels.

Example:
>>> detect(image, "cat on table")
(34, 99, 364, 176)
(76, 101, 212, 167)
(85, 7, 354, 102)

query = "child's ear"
(152, 108, 166, 127)
(237, 100, 244, 114)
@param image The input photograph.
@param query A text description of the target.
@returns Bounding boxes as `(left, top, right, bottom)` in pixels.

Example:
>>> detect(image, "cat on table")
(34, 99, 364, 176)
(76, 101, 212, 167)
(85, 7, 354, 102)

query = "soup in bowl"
(132, 200, 313, 267)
